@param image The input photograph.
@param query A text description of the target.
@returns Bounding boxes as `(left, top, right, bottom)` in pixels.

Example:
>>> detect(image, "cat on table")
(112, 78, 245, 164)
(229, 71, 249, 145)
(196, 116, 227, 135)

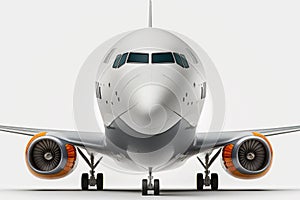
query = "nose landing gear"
(142, 168, 160, 196)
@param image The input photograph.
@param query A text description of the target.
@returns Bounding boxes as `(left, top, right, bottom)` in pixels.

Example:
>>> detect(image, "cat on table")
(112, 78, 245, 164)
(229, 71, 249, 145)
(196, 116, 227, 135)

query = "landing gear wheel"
(154, 179, 160, 196)
(211, 173, 218, 191)
(81, 173, 89, 190)
(196, 173, 204, 190)
(196, 150, 222, 191)
(96, 173, 104, 191)
(142, 179, 148, 196)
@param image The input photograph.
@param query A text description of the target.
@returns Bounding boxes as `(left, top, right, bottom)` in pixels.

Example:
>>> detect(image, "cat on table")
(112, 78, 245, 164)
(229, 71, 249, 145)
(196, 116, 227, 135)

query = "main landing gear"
(77, 148, 104, 190)
(196, 148, 222, 191)
(142, 168, 160, 196)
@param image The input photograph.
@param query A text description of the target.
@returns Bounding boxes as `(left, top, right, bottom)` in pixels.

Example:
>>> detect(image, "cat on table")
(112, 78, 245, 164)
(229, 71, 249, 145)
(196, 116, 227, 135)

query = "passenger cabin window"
(127, 52, 149, 63)
(152, 52, 175, 64)
(112, 54, 121, 68)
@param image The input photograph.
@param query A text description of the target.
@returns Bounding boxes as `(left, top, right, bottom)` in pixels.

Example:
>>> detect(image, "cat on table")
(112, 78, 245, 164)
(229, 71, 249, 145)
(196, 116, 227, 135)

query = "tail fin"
(148, 0, 153, 28)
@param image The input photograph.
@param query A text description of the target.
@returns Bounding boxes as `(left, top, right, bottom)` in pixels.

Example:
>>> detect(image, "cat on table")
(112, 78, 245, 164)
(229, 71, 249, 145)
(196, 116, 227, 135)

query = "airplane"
(1, 0, 300, 196)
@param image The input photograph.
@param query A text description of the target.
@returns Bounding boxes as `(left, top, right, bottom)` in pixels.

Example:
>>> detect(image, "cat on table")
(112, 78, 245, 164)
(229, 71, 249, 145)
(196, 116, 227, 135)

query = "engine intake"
(25, 132, 77, 179)
(222, 132, 273, 179)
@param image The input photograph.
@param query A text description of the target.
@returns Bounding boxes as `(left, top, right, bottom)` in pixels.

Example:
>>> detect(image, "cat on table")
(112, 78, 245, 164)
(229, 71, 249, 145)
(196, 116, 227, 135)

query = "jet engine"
(25, 132, 77, 179)
(222, 132, 273, 179)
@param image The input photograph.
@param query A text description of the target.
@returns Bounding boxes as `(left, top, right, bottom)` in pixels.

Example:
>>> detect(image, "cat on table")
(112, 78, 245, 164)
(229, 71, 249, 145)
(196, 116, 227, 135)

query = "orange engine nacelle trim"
(25, 132, 77, 179)
(222, 132, 273, 179)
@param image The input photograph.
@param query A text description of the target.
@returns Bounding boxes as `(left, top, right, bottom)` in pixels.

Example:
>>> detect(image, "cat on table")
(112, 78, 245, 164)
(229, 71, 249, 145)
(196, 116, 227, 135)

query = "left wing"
(0, 124, 106, 150)
(193, 124, 300, 151)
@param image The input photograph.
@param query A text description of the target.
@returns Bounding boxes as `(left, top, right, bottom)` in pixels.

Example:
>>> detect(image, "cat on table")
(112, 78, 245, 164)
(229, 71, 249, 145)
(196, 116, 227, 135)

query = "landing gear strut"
(196, 148, 221, 191)
(77, 148, 104, 190)
(142, 168, 160, 196)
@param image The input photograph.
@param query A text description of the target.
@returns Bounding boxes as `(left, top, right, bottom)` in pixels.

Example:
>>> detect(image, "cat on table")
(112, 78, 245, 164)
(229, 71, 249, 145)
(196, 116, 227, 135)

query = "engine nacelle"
(25, 132, 77, 179)
(222, 132, 273, 179)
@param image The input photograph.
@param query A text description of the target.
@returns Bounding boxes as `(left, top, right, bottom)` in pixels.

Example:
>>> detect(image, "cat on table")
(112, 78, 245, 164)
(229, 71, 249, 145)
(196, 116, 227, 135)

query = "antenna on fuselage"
(148, 0, 153, 28)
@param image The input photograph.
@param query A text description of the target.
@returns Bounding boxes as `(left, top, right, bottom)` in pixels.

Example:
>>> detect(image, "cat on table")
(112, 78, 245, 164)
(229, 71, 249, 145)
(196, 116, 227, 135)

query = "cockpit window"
(118, 53, 128, 68)
(173, 53, 184, 68)
(127, 52, 149, 63)
(113, 52, 189, 69)
(112, 54, 122, 68)
(181, 54, 189, 68)
(152, 52, 175, 64)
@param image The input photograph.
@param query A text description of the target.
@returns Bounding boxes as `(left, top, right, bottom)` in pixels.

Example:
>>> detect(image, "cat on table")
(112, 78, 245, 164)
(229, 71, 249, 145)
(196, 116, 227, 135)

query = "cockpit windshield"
(112, 52, 189, 68)
(127, 52, 149, 63)
(180, 54, 189, 68)
(152, 52, 175, 64)
(112, 54, 122, 68)
(173, 53, 184, 68)
(118, 53, 128, 68)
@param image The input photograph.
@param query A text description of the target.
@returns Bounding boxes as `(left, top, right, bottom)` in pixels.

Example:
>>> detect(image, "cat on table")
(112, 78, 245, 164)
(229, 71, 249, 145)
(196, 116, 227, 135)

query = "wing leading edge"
(0, 124, 106, 151)
(193, 125, 300, 151)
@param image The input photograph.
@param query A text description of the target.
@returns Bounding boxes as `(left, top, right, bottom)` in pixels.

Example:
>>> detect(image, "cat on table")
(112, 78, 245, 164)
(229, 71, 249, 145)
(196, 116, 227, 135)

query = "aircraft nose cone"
(120, 84, 181, 136)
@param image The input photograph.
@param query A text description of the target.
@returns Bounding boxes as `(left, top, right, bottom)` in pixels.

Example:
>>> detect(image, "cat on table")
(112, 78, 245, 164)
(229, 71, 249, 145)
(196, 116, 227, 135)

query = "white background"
(0, 0, 300, 199)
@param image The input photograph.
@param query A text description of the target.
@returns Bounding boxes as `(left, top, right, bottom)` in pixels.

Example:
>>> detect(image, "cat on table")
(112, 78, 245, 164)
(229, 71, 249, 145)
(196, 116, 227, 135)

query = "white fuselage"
(96, 28, 206, 172)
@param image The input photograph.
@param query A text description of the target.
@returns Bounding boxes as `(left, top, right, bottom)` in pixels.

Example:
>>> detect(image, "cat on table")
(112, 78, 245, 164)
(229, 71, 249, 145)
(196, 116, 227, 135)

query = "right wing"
(192, 124, 300, 151)
(0, 124, 106, 150)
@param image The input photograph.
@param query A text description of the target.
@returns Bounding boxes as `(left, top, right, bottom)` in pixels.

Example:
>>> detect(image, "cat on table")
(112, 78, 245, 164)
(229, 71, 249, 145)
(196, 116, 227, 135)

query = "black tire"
(96, 173, 104, 191)
(154, 179, 160, 196)
(211, 173, 218, 191)
(142, 179, 148, 196)
(81, 173, 89, 190)
(197, 173, 204, 191)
